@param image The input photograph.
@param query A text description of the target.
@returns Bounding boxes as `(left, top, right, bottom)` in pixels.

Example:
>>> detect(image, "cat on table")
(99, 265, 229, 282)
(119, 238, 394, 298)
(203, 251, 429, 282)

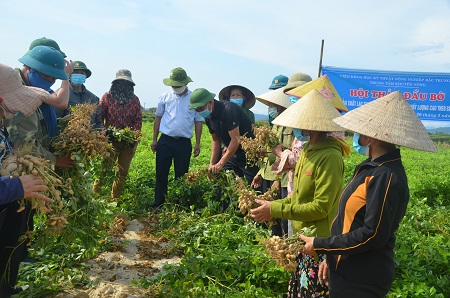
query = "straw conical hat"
(255, 88, 291, 108)
(286, 75, 348, 112)
(333, 91, 437, 152)
(272, 89, 344, 132)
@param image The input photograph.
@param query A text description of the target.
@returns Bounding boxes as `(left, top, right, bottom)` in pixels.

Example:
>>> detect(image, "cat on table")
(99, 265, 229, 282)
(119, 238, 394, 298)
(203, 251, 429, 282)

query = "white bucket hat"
(272, 89, 344, 132)
(333, 91, 437, 152)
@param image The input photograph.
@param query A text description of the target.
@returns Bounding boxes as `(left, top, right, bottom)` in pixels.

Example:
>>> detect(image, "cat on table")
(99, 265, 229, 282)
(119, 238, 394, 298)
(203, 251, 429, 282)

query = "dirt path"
(55, 216, 180, 298)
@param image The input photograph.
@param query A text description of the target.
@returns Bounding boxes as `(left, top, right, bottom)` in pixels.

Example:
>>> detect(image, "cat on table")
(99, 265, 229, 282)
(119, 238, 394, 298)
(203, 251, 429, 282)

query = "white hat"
(255, 88, 291, 108)
(333, 91, 437, 152)
(272, 89, 344, 132)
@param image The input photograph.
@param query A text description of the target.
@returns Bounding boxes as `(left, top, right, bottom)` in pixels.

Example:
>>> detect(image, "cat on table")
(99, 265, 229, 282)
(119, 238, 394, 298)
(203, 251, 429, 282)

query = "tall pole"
(318, 39, 324, 78)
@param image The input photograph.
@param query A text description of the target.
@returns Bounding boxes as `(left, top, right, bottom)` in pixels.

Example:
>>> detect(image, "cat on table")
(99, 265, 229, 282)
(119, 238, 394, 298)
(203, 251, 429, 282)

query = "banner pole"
(318, 39, 324, 78)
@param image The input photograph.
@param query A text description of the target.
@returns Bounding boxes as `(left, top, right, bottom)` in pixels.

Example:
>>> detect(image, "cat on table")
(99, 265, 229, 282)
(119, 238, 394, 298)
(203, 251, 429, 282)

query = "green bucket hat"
(19, 45, 68, 80)
(283, 72, 312, 92)
(73, 61, 92, 78)
(189, 88, 215, 109)
(29, 37, 66, 58)
(112, 69, 135, 86)
(163, 67, 193, 86)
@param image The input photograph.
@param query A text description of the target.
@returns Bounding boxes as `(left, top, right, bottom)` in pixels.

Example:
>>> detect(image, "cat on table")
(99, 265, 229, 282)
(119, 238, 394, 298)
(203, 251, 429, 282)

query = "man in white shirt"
(151, 67, 203, 209)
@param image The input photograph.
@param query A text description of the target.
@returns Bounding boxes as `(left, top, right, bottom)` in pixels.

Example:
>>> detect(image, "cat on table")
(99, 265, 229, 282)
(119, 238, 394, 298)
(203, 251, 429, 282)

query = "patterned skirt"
(287, 253, 329, 298)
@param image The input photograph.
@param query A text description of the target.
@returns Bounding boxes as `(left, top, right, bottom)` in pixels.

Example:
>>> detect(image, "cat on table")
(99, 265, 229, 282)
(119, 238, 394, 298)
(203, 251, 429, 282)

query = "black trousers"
(223, 150, 260, 188)
(154, 134, 192, 207)
(0, 201, 34, 296)
(329, 270, 391, 298)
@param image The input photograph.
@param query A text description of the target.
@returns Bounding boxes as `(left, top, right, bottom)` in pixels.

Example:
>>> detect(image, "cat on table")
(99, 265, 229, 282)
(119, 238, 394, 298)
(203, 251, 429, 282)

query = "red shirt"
(99, 92, 142, 131)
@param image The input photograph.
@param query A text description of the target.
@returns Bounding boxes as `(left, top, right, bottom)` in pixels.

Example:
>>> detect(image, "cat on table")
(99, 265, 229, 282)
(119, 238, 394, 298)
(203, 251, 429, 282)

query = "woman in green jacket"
(251, 89, 350, 298)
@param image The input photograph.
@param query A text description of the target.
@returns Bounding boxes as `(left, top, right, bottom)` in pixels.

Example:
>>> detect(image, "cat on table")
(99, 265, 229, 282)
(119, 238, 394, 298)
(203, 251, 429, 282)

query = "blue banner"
(321, 66, 450, 121)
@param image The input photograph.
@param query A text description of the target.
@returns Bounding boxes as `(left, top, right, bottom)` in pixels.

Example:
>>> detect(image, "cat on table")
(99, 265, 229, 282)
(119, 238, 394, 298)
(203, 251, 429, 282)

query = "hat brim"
(112, 77, 135, 86)
(282, 80, 310, 93)
(272, 89, 344, 132)
(219, 85, 255, 109)
(256, 88, 291, 108)
(18, 55, 68, 80)
(332, 91, 437, 152)
(1, 86, 50, 119)
(189, 92, 215, 109)
(163, 76, 193, 87)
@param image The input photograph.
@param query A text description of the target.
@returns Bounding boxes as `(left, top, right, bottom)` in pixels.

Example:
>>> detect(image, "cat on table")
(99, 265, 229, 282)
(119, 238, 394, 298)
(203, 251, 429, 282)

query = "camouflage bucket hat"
(189, 88, 215, 109)
(28, 37, 66, 58)
(112, 69, 135, 86)
(163, 67, 193, 86)
(73, 61, 92, 78)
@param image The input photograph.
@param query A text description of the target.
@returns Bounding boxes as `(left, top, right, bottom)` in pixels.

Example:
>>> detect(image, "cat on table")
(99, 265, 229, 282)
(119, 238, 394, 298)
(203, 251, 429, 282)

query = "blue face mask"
(268, 107, 279, 119)
(230, 98, 244, 107)
(292, 128, 309, 141)
(289, 95, 299, 104)
(198, 105, 212, 118)
(71, 73, 86, 86)
(353, 133, 370, 155)
(28, 69, 54, 91)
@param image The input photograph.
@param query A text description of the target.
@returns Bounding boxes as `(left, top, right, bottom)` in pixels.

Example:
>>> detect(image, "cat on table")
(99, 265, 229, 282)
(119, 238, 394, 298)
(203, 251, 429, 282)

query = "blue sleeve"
(0, 176, 24, 205)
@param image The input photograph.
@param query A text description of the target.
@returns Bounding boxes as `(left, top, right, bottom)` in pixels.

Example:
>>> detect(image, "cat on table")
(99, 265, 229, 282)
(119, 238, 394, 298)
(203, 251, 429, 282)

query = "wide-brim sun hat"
(112, 69, 135, 86)
(269, 74, 289, 90)
(283, 72, 312, 92)
(19, 45, 67, 80)
(256, 88, 291, 108)
(272, 89, 344, 132)
(286, 74, 348, 112)
(163, 67, 193, 86)
(73, 61, 92, 78)
(333, 91, 437, 152)
(189, 88, 216, 109)
(218, 85, 256, 109)
(0, 63, 51, 119)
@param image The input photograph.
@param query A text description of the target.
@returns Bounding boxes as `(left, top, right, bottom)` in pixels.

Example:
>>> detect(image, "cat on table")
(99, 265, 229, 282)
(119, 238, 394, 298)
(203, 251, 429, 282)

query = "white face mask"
(172, 85, 187, 95)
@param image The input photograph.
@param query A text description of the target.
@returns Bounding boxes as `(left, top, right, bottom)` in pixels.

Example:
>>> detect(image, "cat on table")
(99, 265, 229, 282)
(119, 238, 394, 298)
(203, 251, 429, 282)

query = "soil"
(53, 214, 180, 298)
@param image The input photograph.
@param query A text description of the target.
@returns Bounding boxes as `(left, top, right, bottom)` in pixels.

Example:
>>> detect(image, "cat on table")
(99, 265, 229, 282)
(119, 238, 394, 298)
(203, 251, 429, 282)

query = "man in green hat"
(189, 88, 261, 207)
(151, 67, 203, 209)
(57, 60, 101, 129)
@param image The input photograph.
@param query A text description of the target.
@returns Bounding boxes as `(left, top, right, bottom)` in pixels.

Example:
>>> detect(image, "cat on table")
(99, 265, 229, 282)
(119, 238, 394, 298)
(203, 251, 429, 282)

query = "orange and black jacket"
(314, 149, 409, 285)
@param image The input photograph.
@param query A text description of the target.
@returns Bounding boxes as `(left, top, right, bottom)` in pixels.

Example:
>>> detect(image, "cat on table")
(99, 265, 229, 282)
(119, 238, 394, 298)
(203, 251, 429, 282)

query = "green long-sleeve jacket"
(270, 137, 350, 236)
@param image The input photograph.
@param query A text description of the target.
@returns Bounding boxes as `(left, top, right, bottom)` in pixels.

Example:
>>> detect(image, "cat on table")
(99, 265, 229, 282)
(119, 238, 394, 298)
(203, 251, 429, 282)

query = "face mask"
(28, 69, 54, 91)
(71, 73, 86, 86)
(230, 98, 244, 107)
(172, 85, 187, 95)
(198, 104, 212, 118)
(353, 133, 370, 156)
(268, 107, 279, 119)
(292, 128, 309, 141)
(289, 95, 299, 104)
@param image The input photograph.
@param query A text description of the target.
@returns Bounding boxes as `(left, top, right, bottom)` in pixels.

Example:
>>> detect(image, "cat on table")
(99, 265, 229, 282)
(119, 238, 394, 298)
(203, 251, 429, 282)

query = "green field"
(17, 118, 450, 297)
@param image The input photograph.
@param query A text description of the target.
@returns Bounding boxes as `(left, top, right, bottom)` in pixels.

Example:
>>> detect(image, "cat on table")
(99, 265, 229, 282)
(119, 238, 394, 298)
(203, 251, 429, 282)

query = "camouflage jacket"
(3, 69, 56, 164)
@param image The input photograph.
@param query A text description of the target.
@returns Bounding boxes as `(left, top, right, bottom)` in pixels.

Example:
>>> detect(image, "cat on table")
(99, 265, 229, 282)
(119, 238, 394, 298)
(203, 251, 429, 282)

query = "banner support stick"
(318, 39, 324, 78)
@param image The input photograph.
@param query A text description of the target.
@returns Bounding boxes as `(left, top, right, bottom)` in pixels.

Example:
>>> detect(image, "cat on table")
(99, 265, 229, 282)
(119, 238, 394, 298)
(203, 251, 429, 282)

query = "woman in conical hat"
(301, 91, 436, 297)
(251, 89, 351, 298)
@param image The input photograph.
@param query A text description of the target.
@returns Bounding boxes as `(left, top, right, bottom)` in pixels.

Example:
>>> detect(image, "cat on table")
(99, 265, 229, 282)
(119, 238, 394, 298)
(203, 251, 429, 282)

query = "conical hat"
(333, 91, 437, 152)
(255, 88, 291, 108)
(272, 89, 344, 132)
(286, 75, 348, 112)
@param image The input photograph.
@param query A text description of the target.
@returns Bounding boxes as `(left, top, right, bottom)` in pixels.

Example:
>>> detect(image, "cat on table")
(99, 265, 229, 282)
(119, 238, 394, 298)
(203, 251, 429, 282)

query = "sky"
(2, 0, 450, 128)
